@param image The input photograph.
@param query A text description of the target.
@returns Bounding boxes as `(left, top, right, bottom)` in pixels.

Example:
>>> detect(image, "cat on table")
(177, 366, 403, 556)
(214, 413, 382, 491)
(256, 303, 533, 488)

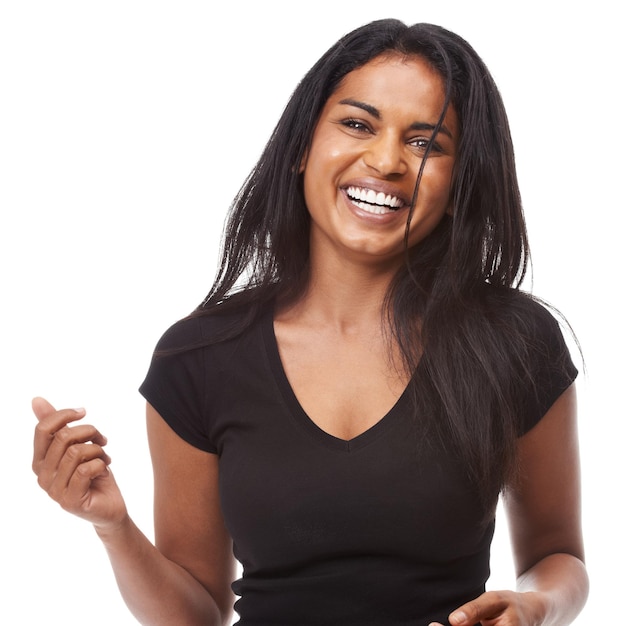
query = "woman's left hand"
(428, 590, 545, 625)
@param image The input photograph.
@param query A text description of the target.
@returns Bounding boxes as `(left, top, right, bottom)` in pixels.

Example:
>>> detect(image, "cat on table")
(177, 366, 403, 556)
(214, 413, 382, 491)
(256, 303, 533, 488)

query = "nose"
(362, 132, 408, 177)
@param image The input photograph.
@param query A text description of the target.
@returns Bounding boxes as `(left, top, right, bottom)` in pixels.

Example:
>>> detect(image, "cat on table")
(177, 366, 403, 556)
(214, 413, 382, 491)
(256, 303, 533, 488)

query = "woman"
(32, 19, 588, 625)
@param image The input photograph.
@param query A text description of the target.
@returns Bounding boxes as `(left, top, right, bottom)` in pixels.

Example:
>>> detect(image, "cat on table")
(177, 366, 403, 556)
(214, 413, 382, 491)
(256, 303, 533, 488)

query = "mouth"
(345, 186, 406, 215)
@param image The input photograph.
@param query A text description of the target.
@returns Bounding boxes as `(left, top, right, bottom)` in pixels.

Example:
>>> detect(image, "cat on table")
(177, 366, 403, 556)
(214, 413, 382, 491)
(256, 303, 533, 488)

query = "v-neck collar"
(261, 308, 412, 453)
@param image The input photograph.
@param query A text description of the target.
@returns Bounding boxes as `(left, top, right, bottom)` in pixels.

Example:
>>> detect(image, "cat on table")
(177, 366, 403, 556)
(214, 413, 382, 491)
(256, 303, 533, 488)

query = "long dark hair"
(194, 20, 551, 511)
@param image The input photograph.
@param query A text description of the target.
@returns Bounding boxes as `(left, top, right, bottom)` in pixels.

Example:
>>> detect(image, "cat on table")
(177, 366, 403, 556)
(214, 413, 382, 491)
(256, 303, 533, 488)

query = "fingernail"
(450, 611, 467, 624)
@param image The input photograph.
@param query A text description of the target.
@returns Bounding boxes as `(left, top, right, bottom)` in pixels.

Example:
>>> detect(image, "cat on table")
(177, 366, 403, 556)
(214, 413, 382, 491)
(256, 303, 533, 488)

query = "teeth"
(352, 200, 392, 214)
(346, 186, 404, 213)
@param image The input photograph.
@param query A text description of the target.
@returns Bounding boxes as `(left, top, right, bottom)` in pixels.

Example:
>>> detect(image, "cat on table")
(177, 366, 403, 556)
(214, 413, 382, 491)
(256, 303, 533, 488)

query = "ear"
(298, 149, 308, 174)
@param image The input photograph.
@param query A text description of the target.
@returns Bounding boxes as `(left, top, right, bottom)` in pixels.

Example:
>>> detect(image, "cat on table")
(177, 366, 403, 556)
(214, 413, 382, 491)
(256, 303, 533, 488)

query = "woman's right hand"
(32, 397, 128, 530)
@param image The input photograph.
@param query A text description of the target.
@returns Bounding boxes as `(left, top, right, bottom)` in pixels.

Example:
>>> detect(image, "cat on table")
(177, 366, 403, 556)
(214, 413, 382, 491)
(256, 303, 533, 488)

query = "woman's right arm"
(32, 397, 236, 626)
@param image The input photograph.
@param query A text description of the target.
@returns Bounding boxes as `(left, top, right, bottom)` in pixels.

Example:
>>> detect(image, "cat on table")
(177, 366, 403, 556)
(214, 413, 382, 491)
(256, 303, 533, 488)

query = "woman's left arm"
(431, 383, 589, 626)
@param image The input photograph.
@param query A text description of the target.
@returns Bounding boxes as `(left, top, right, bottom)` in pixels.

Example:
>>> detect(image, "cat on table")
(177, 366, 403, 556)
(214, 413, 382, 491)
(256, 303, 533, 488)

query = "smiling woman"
(31, 18, 588, 626)
(302, 54, 457, 265)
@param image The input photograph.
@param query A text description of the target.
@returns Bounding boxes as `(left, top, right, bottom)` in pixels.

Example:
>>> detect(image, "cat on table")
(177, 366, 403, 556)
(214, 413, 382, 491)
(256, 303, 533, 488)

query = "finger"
(34, 424, 109, 495)
(41, 423, 109, 467)
(36, 426, 110, 490)
(448, 592, 507, 625)
(59, 457, 111, 512)
(46, 438, 111, 483)
(32, 396, 85, 428)
(33, 402, 89, 468)
(32, 397, 86, 427)
(31, 396, 58, 421)
(47, 443, 111, 500)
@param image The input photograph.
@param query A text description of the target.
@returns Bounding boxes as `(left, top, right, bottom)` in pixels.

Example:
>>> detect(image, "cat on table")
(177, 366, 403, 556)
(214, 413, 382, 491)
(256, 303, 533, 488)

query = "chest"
(206, 319, 492, 576)
(215, 373, 491, 576)
(194, 312, 499, 622)
(272, 318, 409, 441)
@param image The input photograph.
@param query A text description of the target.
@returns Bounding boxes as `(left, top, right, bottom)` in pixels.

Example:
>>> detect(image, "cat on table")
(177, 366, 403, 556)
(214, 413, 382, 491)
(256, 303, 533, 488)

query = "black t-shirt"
(139, 300, 577, 625)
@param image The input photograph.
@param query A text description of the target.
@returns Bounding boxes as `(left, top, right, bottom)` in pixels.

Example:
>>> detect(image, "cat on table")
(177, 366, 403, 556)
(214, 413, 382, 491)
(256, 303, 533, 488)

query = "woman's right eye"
(341, 118, 371, 133)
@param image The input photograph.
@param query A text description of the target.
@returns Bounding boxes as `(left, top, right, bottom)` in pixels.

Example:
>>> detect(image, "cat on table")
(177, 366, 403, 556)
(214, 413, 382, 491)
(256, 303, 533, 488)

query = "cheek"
(404, 165, 454, 247)
(418, 163, 453, 210)
(304, 126, 355, 177)
(302, 144, 347, 202)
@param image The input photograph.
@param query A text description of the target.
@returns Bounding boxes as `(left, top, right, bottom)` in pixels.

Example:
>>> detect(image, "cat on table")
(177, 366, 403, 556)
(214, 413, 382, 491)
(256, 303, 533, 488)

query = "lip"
(342, 178, 412, 208)
(340, 189, 409, 224)
(340, 178, 412, 223)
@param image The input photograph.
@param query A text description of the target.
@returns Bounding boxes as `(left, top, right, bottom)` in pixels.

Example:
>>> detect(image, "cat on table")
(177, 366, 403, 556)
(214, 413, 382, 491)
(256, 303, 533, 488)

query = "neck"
(281, 248, 401, 333)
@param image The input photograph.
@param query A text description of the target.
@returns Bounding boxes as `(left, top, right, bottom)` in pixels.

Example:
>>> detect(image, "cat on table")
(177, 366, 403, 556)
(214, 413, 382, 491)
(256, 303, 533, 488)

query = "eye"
(408, 137, 442, 154)
(340, 118, 372, 134)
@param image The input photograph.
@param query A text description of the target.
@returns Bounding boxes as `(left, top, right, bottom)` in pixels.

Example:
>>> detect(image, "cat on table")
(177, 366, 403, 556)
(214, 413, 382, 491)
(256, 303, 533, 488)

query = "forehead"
(327, 53, 452, 124)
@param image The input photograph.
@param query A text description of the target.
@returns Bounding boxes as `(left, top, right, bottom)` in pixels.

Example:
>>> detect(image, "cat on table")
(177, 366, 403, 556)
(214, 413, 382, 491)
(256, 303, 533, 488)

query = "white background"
(1, 1, 618, 623)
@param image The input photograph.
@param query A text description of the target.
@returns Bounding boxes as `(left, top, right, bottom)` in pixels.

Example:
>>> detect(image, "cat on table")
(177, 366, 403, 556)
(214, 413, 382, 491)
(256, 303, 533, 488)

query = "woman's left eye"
(409, 137, 441, 152)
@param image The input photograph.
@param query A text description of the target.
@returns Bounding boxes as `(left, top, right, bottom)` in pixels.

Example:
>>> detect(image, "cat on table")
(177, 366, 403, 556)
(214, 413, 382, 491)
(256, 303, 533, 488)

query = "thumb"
(31, 396, 57, 421)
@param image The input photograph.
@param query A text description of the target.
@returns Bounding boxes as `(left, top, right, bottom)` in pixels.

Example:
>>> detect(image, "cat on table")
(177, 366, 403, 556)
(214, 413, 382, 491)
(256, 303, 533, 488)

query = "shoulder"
(483, 286, 578, 379)
(483, 287, 572, 348)
(154, 298, 270, 355)
(484, 287, 579, 433)
(140, 299, 271, 454)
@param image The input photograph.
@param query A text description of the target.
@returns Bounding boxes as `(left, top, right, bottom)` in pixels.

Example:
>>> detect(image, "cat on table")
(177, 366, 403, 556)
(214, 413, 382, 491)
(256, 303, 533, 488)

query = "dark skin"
(32, 397, 236, 625)
(430, 383, 587, 625)
(31, 382, 586, 626)
(32, 54, 588, 625)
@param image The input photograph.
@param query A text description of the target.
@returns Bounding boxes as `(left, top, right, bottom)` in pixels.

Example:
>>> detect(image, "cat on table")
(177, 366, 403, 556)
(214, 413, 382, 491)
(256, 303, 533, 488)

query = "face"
(301, 53, 458, 268)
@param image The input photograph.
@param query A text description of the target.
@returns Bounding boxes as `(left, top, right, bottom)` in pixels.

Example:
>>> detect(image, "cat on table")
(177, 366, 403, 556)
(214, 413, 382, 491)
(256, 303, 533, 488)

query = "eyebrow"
(338, 98, 454, 139)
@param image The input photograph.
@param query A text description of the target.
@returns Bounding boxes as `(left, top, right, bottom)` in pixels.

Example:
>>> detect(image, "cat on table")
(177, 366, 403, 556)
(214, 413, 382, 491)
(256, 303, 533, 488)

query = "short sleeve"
(518, 304, 579, 435)
(139, 316, 217, 453)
